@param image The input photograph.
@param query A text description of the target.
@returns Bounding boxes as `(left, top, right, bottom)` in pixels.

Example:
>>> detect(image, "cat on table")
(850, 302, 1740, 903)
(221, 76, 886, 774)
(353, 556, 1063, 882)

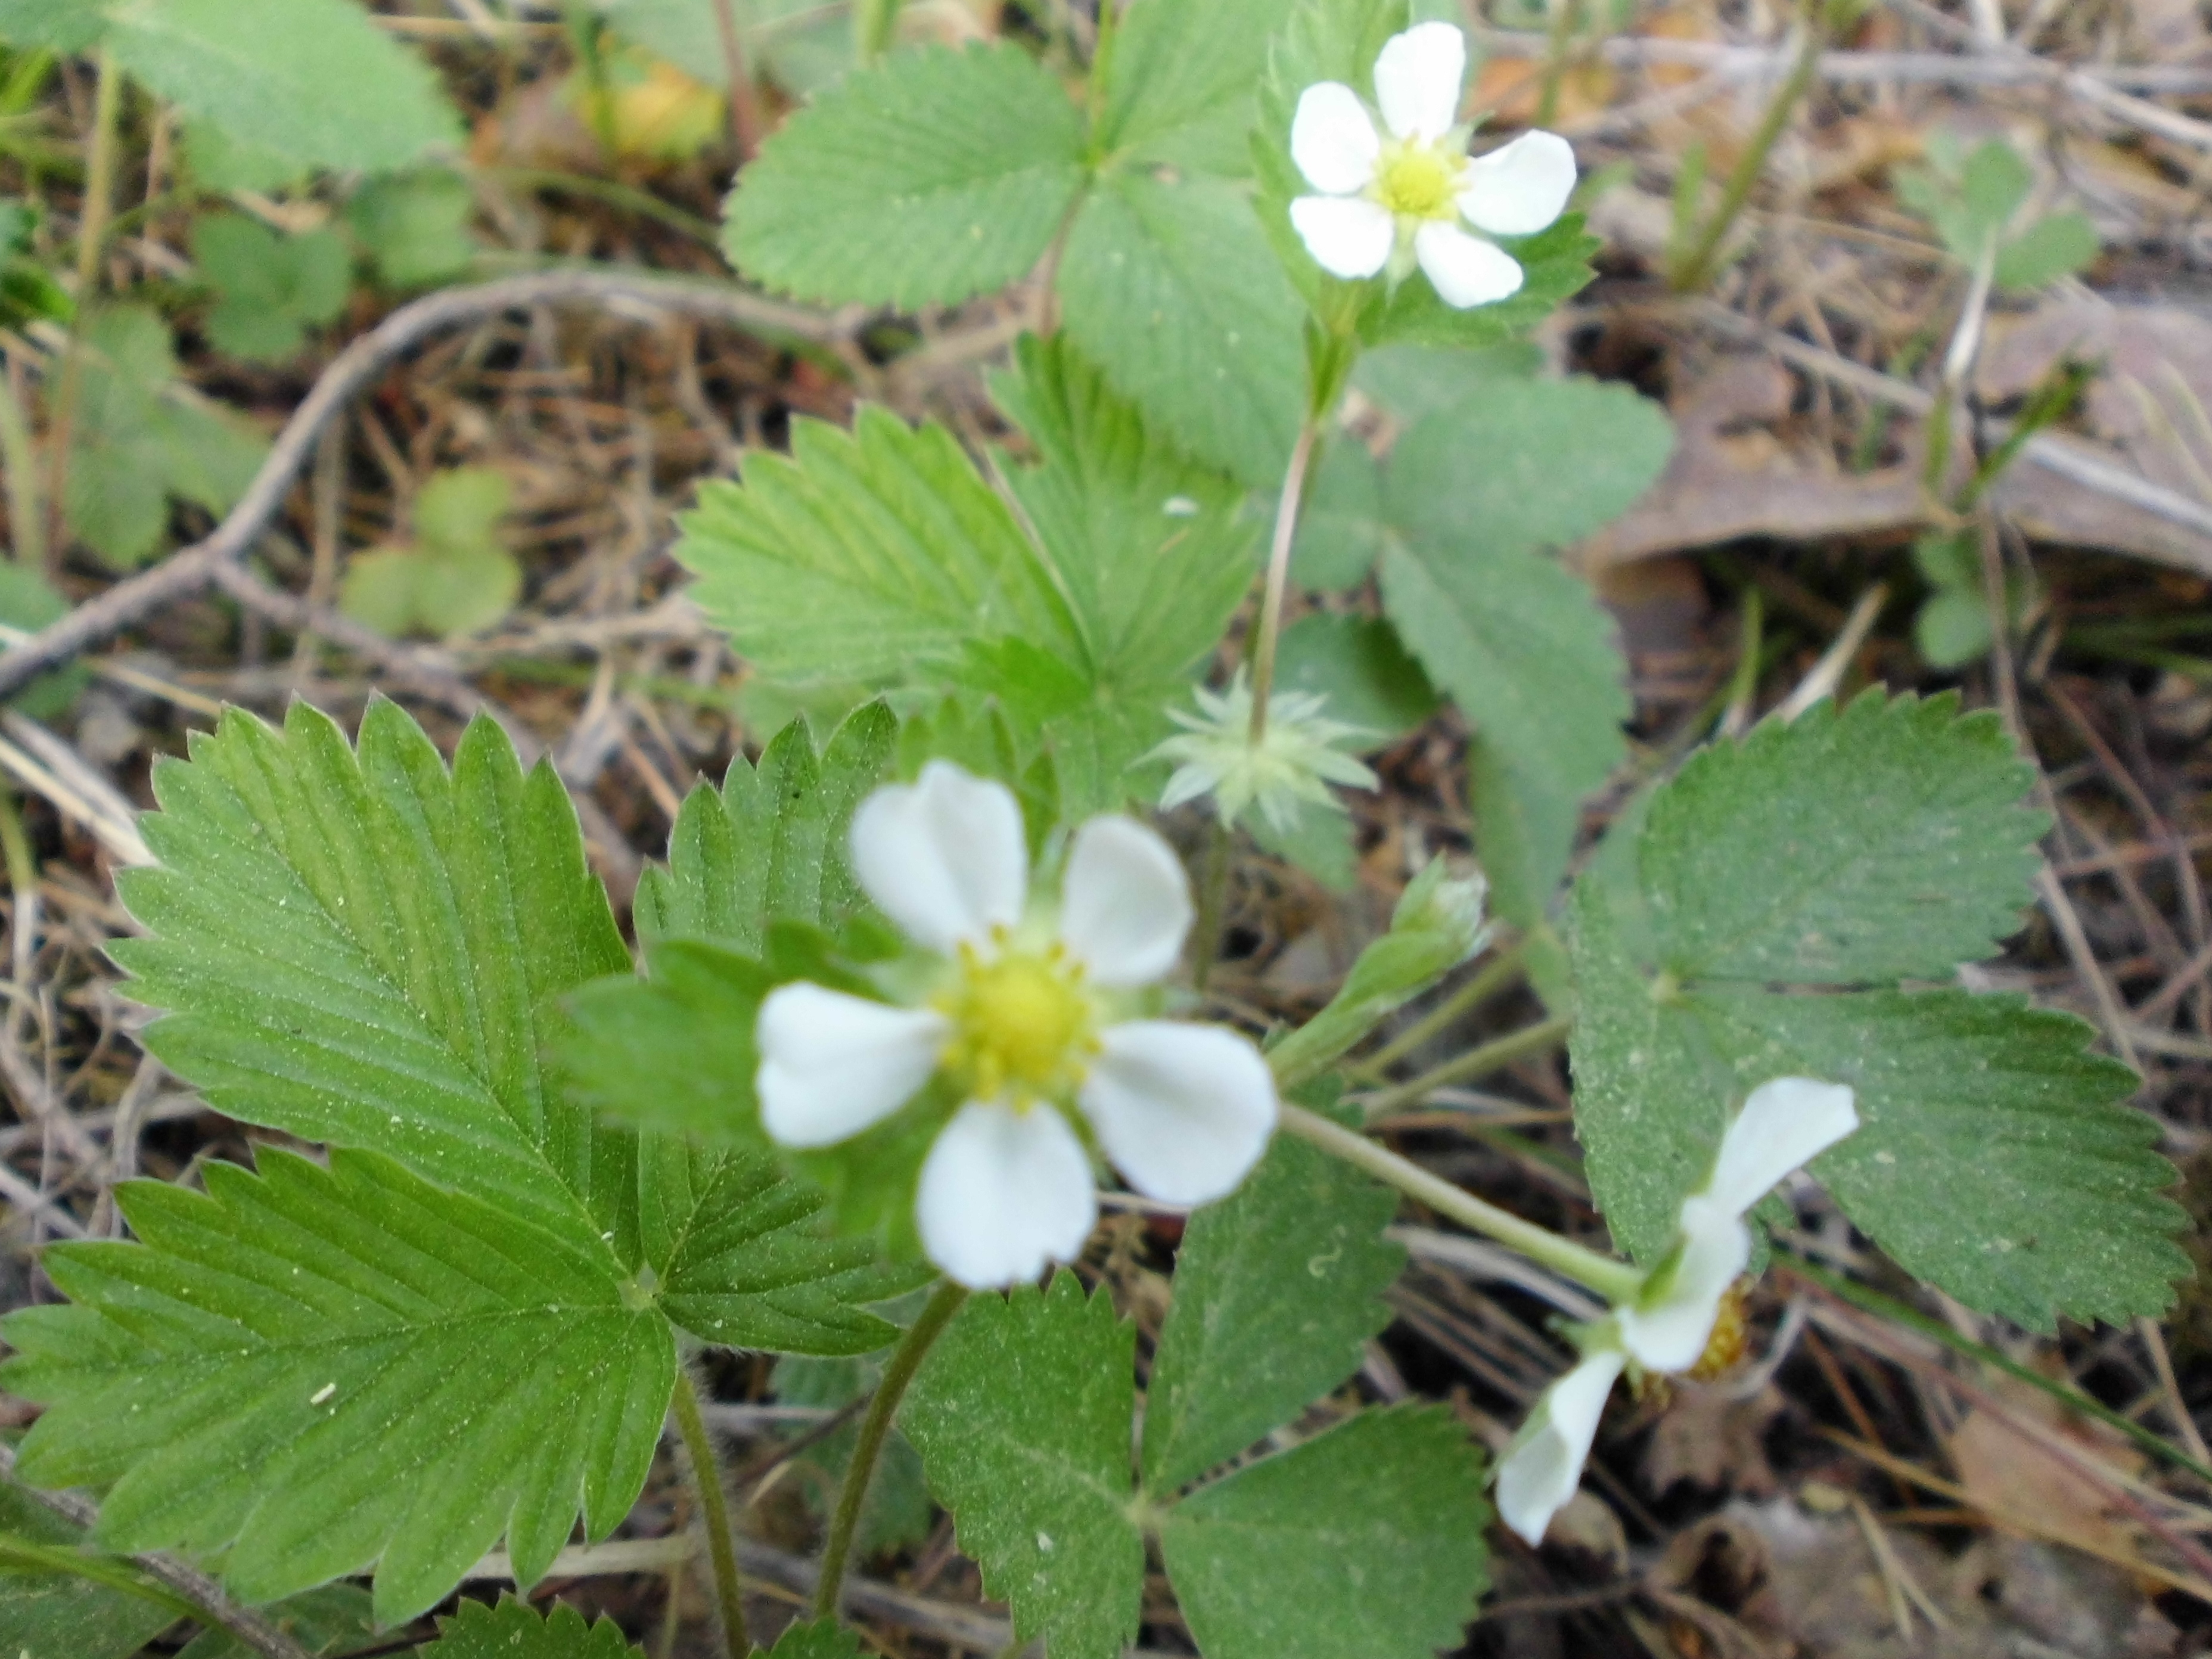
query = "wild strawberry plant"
(0, 1, 2189, 1657)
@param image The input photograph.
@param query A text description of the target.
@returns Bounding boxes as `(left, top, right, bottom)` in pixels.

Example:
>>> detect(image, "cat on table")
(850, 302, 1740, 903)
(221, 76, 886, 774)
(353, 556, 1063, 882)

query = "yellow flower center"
(935, 932, 1099, 1107)
(1686, 1281, 1751, 1382)
(1372, 141, 1464, 221)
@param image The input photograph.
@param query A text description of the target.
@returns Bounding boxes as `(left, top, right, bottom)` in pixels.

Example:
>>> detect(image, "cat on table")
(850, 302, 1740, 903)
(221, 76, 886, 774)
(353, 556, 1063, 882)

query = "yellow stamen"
(1686, 1281, 1752, 1382)
(934, 930, 1100, 1107)
(1372, 141, 1464, 221)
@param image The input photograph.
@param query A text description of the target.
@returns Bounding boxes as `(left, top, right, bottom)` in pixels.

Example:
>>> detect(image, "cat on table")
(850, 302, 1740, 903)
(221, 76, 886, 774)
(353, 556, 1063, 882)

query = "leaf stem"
(815, 1278, 968, 1621)
(1245, 418, 1322, 747)
(672, 1367, 749, 1659)
(707, 0, 763, 161)
(42, 43, 122, 567)
(1358, 1013, 1574, 1118)
(1279, 1102, 1645, 1304)
(1190, 811, 1232, 996)
(1349, 935, 1531, 1080)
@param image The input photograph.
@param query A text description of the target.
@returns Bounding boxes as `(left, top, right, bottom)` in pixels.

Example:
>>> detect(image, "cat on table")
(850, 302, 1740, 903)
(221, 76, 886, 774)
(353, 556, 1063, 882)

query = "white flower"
(1494, 1078, 1859, 1546)
(1288, 21, 1577, 308)
(756, 762, 1279, 1290)
(1150, 672, 1378, 835)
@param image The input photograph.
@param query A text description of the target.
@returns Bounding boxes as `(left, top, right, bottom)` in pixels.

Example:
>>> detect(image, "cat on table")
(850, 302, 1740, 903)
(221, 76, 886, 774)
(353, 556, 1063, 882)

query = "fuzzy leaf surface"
(1160, 1406, 1489, 1659)
(191, 215, 350, 364)
(1, 1150, 673, 1624)
(901, 1275, 1142, 1659)
(723, 42, 1086, 309)
(422, 1595, 641, 1657)
(1093, 0, 1296, 172)
(1142, 1134, 1402, 1493)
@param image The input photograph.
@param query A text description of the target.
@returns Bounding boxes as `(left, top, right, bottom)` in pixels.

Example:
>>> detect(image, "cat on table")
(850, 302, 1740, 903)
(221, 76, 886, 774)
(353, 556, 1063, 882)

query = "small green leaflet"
(0, 563, 89, 721)
(1092, 0, 1298, 175)
(191, 213, 350, 364)
(340, 466, 524, 641)
(2, 1150, 672, 1624)
(422, 1595, 641, 1658)
(1273, 613, 1439, 744)
(108, 0, 463, 176)
(900, 1275, 1144, 1659)
(1160, 1407, 1488, 1659)
(1565, 691, 2186, 1327)
(347, 170, 479, 290)
(725, 42, 1087, 310)
(1896, 134, 2099, 294)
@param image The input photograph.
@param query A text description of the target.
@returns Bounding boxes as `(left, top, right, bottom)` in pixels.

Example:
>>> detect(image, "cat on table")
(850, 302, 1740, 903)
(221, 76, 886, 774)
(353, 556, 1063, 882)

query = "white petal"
(1291, 195, 1396, 279)
(1615, 1197, 1749, 1374)
(1458, 129, 1577, 236)
(849, 761, 1027, 955)
(1373, 21, 1467, 142)
(916, 1101, 1098, 1289)
(756, 984, 949, 1148)
(1702, 1077, 1860, 1218)
(1290, 81, 1381, 194)
(1413, 222, 1524, 308)
(1058, 816, 1192, 989)
(1495, 1349, 1624, 1546)
(1079, 1022, 1276, 1206)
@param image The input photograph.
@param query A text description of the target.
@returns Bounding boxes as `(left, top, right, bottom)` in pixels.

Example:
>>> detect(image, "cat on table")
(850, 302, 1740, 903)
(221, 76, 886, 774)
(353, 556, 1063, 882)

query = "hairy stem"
(1359, 1013, 1574, 1118)
(1350, 935, 1533, 1079)
(672, 1368, 748, 1659)
(815, 1279, 968, 1621)
(1280, 1102, 1645, 1304)
(1245, 418, 1322, 745)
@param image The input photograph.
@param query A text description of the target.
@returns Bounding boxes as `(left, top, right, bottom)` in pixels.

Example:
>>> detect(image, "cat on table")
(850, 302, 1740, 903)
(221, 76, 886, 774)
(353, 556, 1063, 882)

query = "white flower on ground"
(756, 762, 1278, 1290)
(1494, 1078, 1859, 1546)
(1150, 671, 1379, 835)
(1288, 21, 1577, 308)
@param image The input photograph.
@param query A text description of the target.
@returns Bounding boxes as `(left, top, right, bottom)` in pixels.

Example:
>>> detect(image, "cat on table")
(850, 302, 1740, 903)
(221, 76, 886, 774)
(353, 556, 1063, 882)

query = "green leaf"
(174, 1585, 378, 1658)
(1247, 794, 1356, 891)
(0, 0, 102, 52)
(108, 0, 463, 176)
(347, 170, 478, 289)
(182, 120, 303, 195)
(1636, 691, 2043, 984)
(422, 1595, 642, 1658)
(638, 706, 896, 952)
(1058, 168, 1307, 489)
(1467, 732, 1583, 934)
(1142, 1133, 1402, 1493)
(560, 939, 774, 1145)
(1288, 437, 1384, 591)
(901, 1274, 1142, 1659)
(1994, 209, 2099, 292)
(1093, 0, 1296, 173)
(0, 563, 88, 720)
(598, 0, 852, 97)
(111, 700, 636, 1241)
(1915, 588, 1992, 669)
(192, 214, 350, 364)
(1357, 216, 1601, 352)
(2, 1148, 673, 1623)
(723, 42, 1088, 309)
(339, 467, 522, 639)
(1350, 341, 1545, 424)
(1274, 613, 1438, 745)
(0, 1482, 185, 1659)
(675, 406, 1082, 689)
(750, 1615, 862, 1659)
(1958, 139, 2033, 240)
(1159, 1406, 1488, 1659)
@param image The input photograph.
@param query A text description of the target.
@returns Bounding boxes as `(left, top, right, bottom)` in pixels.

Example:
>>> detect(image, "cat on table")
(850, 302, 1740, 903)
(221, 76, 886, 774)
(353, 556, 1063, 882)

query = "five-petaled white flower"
(755, 762, 1278, 1290)
(1290, 21, 1577, 308)
(1495, 1077, 1860, 1547)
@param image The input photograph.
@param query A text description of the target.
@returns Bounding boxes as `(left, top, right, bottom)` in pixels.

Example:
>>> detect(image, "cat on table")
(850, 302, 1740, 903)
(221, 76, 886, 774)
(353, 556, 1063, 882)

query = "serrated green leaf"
(750, 1615, 862, 1659)
(192, 214, 350, 364)
(1467, 732, 1582, 935)
(1142, 1133, 1402, 1493)
(1357, 216, 1601, 351)
(638, 706, 896, 952)
(1274, 613, 1438, 744)
(1160, 1406, 1488, 1659)
(560, 939, 774, 1145)
(901, 1274, 1142, 1659)
(112, 700, 635, 1241)
(1287, 437, 1384, 591)
(174, 1584, 378, 1659)
(424, 1595, 641, 1658)
(1093, 0, 1296, 173)
(724, 42, 1086, 309)
(1637, 691, 2044, 983)
(1059, 168, 1307, 489)
(347, 170, 478, 289)
(109, 0, 462, 176)
(1994, 210, 2099, 292)
(2, 1148, 673, 1624)
(676, 406, 1082, 688)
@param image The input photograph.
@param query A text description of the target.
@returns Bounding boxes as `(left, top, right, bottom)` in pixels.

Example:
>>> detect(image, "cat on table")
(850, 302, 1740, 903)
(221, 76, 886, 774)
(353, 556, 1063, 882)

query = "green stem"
(1665, 8, 1824, 293)
(814, 1279, 968, 1621)
(1279, 1102, 1644, 1303)
(671, 1368, 748, 1659)
(43, 44, 121, 566)
(1349, 936, 1531, 1079)
(855, 0, 903, 62)
(1244, 418, 1321, 747)
(1359, 1013, 1573, 1118)
(0, 355, 45, 570)
(1190, 812, 1232, 997)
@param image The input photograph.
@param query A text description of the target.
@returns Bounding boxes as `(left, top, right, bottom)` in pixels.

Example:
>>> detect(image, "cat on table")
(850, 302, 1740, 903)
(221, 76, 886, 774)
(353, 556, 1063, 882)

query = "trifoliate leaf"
(1058, 167, 1307, 489)
(1159, 1406, 1488, 1659)
(339, 467, 522, 640)
(347, 170, 478, 289)
(191, 213, 350, 364)
(2, 1149, 673, 1624)
(638, 706, 895, 950)
(1142, 1133, 1402, 1494)
(108, 0, 463, 176)
(1273, 613, 1439, 745)
(902, 1275, 1143, 1659)
(422, 1595, 642, 1658)
(1288, 437, 1385, 591)
(0, 1482, 184, 1659)
(1092, 0, 1297, 173)
(1637, 691, 2044, 984)
(112, 700, 635, 1240)
(675, 406, 1083, 688)
(724, 41, 1087, 310)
